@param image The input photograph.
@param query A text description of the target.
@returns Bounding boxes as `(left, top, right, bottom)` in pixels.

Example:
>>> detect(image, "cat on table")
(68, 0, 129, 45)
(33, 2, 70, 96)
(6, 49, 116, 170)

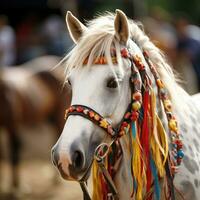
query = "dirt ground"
(0, 123, 83, 200)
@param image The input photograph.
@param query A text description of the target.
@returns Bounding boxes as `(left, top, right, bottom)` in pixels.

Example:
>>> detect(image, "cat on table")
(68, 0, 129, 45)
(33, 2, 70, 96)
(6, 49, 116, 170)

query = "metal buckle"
(94, 143, 109, 161)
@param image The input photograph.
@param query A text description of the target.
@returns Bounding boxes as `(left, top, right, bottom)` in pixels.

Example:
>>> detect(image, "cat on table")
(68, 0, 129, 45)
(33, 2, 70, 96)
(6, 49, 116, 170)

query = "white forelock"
(62, 12, 189, 112)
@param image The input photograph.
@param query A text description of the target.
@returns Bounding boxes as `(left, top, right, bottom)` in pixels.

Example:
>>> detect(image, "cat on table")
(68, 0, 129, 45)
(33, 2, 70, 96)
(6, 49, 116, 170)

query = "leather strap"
(80, 182, 92, 200)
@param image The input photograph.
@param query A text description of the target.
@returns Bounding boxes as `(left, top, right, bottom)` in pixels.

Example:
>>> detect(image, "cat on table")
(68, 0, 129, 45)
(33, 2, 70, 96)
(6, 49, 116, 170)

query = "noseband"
(64, 48, 184, 200)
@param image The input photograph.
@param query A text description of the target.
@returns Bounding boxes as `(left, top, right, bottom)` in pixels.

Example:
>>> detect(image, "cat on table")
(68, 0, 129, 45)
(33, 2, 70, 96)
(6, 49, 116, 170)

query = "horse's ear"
(114, 9, 129, 44)
(66, 11, 87, 44)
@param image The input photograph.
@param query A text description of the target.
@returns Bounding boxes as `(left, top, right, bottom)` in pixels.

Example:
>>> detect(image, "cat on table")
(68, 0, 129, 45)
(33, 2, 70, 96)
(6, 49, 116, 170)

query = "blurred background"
(0, 1, 199, 200)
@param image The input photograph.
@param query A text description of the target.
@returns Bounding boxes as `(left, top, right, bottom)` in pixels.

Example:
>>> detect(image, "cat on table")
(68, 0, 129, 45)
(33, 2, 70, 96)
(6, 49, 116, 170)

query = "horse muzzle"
(51, 142, 90, 181)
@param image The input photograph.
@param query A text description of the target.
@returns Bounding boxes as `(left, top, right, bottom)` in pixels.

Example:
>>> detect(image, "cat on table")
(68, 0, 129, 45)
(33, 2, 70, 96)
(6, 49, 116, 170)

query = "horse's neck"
(113, 87, 197, 200)
(191, 93, 200, 113)
(176, 91, 200, 134)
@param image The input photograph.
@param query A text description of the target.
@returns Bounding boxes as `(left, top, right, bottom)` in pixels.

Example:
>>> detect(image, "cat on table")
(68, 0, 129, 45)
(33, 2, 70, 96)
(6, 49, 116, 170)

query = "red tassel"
(141, 90, 150, 158)
(140, 90, 152, 196)
(146, 161, 153, 200)
(101, 174, 108, 199)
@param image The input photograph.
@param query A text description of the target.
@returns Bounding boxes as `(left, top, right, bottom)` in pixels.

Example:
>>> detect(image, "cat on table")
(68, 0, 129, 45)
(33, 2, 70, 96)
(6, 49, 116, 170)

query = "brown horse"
(0, 56, 71, 190)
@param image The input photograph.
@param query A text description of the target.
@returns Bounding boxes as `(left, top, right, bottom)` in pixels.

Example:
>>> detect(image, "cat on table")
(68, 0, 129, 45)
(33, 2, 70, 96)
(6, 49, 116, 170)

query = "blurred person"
(16, 14, 45, 64)
(0, 15, 16, 67)
(48, 0, 79, 17)
(41, 15, 72, 56)
(143, 7, 199, 94)
(175, 17, 200, 91)
(143, 7, 177, 62)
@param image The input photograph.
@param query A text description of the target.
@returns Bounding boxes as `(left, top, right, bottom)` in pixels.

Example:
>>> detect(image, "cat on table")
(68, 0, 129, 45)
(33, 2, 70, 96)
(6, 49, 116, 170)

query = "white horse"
(51, 10, 200, 200)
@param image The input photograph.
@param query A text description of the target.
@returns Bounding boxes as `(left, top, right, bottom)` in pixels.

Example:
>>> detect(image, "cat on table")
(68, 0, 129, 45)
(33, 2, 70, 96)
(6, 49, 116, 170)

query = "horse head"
(51, 9, 136, 180)
(51, 10, 184, 200)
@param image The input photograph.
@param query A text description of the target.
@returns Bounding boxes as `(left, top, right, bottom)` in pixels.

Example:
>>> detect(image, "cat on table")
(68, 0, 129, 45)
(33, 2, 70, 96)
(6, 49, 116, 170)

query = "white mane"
(62, 12, 189, 110)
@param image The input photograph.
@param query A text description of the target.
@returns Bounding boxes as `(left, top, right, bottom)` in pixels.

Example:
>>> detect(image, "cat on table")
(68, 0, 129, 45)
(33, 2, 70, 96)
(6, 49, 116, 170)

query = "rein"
(64, 48, 184, 200)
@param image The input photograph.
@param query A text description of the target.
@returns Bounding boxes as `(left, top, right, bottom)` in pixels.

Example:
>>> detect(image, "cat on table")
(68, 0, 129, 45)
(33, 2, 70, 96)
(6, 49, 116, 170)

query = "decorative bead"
(69, 106, 75, 112)
(83, 109, 89, 115)
(76, 106, 83, 112)
(174, 139, 183, 147)
(121, 122, 128, 130)
(177, 142, 183, 149)
(133, 55, 145, 70)
(124, 112, 131, 119)
(132, 101, 141, 111)
(89, 111, 95, 118)
(164, 99, 172, 112)
(99, 119, 109, 129)
(177, 149, 184, 158)
(138, 64, 145, 71)
(132, 92, 142, 101)
(169, 119, 178, 133)
(156, 79, 164, 88)
(94, 114, 100, 121)
(130, 111, 139, 121)
(121, 48, 129, 58)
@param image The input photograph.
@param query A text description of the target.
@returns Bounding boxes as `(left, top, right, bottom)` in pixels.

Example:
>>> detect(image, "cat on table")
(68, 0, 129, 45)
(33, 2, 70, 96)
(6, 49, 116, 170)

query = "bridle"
(64, 47, 184, 200)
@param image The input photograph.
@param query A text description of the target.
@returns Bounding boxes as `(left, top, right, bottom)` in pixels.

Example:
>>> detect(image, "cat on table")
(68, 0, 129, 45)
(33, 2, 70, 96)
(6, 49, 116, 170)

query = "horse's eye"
(107, 78, 118, 88)
(67, 79, 71, 86)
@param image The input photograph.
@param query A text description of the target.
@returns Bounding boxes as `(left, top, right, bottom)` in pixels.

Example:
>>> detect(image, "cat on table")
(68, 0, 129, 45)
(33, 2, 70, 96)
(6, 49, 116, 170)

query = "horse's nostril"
(72, 150, 84, 170)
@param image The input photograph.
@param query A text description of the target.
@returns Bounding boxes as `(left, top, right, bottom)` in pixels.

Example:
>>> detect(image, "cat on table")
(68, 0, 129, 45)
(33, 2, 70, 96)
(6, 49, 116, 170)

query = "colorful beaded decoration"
(119, 47, 184, 173)
(65, 105, 116, 137)
(64, 47, 184, 200)
(143, 51, 184, 172)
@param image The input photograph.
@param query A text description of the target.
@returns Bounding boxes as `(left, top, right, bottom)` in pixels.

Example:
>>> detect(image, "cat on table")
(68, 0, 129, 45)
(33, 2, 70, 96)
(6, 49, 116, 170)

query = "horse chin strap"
(64, 48, 183, 200)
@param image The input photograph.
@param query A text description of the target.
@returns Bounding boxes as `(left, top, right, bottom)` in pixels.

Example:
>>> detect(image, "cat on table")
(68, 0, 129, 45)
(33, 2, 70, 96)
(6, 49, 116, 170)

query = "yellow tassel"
(150, 89, 168, 177)
(150, 89, 165, 157)
(130, 123, 146, 200)
(156, 116, 168, 166)
(153, 115, 168, 177)
(92, 153, 110, 200)
(92, 89, 169, 199)
(92, 160, 103, 200)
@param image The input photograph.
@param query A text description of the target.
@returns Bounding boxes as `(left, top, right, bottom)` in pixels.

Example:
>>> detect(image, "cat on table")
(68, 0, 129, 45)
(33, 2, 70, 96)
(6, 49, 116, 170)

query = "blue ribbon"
(150, 157, 160, 200)
(131, 122, 137, 138)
